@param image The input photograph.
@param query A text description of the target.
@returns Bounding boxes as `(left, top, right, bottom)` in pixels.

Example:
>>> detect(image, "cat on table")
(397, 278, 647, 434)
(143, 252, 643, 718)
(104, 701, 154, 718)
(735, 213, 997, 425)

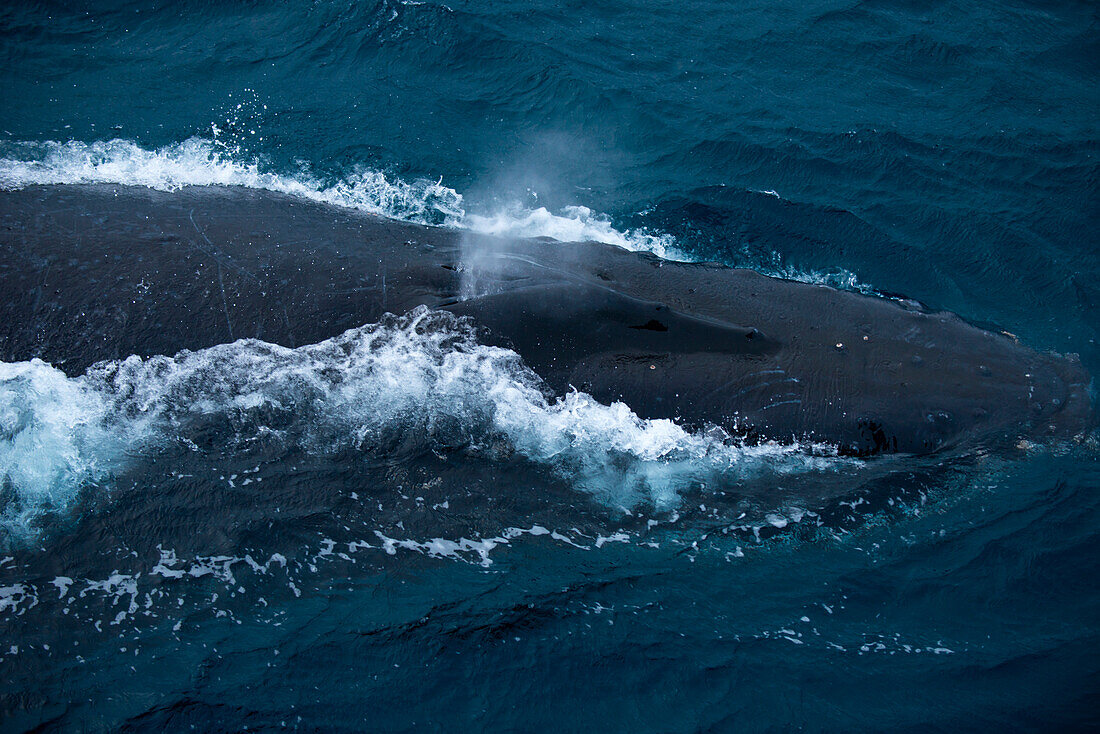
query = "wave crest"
(0, 137, 681, 256)
(2, 308, 850, 537)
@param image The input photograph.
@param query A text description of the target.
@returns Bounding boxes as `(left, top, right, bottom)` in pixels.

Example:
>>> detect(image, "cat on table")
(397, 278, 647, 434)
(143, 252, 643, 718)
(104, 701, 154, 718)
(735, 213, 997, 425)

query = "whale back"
(0, 184, 1092, 455)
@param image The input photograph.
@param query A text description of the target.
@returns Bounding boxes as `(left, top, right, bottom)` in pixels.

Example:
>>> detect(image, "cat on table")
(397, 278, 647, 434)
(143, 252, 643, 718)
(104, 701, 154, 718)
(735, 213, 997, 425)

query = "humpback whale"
(0, 184, 1093, 456)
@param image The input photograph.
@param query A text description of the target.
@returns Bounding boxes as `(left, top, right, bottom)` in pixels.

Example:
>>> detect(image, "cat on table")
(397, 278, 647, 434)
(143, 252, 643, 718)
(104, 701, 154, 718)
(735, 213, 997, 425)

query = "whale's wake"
(1, 307, 855, 540)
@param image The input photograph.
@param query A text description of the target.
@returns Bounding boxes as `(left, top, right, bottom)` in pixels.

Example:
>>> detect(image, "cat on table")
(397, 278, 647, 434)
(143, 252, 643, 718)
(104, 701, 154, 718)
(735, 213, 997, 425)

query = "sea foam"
(0, 137, 681, 258)
(0, 361, 129, 536)
(0, 309, 849, 537)
(0, 137, 882, 288)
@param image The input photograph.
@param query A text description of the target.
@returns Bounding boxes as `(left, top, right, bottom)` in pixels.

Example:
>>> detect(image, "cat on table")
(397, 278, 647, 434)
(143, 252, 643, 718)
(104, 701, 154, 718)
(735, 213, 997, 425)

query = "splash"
(0, 138, 883, 286)
(0, 138, 680, 255)
(464, 204, 682, 260)
(0, 138, 465, 226)
(0, 309, 850, 537)
(0, 361, 127, 536)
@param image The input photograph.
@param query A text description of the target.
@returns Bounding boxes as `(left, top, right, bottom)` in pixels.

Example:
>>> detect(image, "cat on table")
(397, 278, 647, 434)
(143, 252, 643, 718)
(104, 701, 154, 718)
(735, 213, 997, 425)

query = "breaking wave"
(0, 138, 887, 283)
(0, 137, 682, 259)
(0, 308, 851, 538)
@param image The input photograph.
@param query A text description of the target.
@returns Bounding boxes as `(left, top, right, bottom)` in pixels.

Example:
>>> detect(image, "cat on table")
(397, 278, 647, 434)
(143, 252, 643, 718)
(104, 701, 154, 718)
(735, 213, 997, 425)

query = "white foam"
(464, 205, 683, 260)
(0, 583, 36, 614)
(0, 137, 886, 290)
(0, 360, 131, 536)
(151, 546, 285, 587)
(369, 524, 587, 567)
(0, 138, 465, 226)
(767, 264, 875, 294)
(50, 577, 73, 599)
(79, 572, 139, 624)
(0, 308, 851, 536)
(0, 137, 681, 256)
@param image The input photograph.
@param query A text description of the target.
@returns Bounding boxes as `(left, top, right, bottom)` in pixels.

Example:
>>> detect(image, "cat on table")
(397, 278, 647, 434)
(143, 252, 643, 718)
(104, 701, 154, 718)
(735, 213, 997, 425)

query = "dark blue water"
(1, 0, 1098, 730)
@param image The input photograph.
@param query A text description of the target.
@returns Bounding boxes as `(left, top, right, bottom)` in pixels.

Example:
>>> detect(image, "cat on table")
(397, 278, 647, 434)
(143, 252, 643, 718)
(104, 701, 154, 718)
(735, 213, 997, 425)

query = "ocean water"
(0, 0, 1098, 731)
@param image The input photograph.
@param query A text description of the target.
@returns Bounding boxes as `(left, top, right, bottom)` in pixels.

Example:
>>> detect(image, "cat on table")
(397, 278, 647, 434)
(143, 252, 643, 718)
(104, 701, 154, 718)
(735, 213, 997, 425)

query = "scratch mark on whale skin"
(190, 209, 234, 341)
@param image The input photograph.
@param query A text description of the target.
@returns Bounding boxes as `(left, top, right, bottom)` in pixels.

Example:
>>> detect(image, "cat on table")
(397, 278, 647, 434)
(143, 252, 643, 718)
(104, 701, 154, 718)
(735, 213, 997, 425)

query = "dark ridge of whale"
(0, 183, 1093, 456)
